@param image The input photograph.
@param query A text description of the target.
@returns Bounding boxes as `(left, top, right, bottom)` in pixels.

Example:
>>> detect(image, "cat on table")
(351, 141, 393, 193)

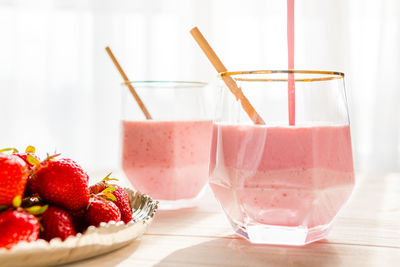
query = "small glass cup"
(209, 70, 355, 245)
(121, 81, 212, 210)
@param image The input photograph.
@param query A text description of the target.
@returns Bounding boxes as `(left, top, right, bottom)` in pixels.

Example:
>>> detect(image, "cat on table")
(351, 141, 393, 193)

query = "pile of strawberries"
(0, 146, 133, 250)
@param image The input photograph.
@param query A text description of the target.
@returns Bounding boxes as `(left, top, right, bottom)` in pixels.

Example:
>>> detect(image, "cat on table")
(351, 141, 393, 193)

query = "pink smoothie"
(209, 124, 354, 228)
(122, 120, 212, 200)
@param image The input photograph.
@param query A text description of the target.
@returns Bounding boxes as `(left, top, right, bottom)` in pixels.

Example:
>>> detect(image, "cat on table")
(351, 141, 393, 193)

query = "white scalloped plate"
(0, 189, 158, 267)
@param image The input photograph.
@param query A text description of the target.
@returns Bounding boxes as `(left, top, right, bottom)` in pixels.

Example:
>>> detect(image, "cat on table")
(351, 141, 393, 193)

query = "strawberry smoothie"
(122, 120, 212, 201)
(209, 124, 354, 231)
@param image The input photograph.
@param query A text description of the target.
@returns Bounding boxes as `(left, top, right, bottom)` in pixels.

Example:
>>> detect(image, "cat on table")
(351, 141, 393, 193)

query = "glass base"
(156, 186, 207, 210)
(230, 219, 332, 246)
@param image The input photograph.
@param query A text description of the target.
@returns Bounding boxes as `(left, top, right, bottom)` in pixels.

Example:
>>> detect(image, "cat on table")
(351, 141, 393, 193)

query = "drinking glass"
(121, 81, 212, 210)
(209, 70, 355, 245)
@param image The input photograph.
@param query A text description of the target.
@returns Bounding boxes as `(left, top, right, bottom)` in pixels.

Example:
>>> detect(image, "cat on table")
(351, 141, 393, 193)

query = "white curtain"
(0, 0, 398, 173)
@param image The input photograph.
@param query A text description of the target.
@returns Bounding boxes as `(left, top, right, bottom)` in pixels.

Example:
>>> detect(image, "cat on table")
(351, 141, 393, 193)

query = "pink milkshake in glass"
(210, 70, 355, 245)
(121, 81, 212, 210)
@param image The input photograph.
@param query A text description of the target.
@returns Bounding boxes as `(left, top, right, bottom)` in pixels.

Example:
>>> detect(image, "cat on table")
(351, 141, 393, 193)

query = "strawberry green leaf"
(25, 146, 35, 153)
(101, 187, 117, 193)
(102, 172, 119, 182)
(26, 154, 41, 166)
(26, 206, 41, 214)
(0, 148, 18, 153)
(104, 193, 117, 202)
(38, 205, 48, 214)
(26, 205, 48, 215)
(12, 196, 22, 208)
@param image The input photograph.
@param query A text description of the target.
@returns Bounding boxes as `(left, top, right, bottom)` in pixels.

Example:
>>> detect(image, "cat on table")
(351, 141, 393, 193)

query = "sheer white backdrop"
(0, 0, 399, 173)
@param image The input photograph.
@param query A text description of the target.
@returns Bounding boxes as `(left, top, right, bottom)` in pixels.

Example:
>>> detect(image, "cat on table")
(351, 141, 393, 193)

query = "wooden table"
(68, 173, 400, 266)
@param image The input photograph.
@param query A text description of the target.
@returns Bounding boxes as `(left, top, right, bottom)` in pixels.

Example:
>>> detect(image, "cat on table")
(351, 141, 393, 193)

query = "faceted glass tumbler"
(209, 70, 355, 245)
(121, 81, 212, 210)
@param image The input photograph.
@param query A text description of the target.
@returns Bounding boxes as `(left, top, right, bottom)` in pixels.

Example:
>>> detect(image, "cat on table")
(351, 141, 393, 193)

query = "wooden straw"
(105, 46, 152, 120)
(190, 27, 265, 125)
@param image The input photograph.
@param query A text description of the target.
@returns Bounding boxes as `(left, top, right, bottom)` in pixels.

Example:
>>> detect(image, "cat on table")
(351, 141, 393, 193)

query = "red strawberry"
(24, 177, 39, 197)
(0, 210, 39, 250)
(88, 173, 117, 194)
(16, 153, 40, 196)
(71, 208, 87, 233)
(90, 174, 132, 224)
(34, 158, 90, 211)
(40, 206, 76, 241)
(12, 146, 42, 196)
(89, 182, 106, 195)
(0, 154, 28, 206)
(15, 153, 40, 170)
(90, 182, 132, 224)
(111, 187, 132, 223)
(85, 198, 121, 227)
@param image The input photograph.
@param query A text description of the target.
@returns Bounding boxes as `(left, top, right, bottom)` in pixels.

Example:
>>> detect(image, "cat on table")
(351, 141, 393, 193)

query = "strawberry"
(106, 187, 132, 224)
(13, 146, 41, 197)
(22, 154, 41, 196)
(15, 153, 40, 170)
(71, 208, 87, 233)
(24, 179, 39, 196)
(34, 158, 90, 211)
(89, 182, 105, 195)
(16, 153, 40, 196)
(0, 154, 28, 206)
(0, 210, 39, 250)
(85, 198, 121, 227)
(14, 146, 40, 170)
(90, 183, 132, 224)
(40, 206, 76, 241)
(90, 174, 132, 224)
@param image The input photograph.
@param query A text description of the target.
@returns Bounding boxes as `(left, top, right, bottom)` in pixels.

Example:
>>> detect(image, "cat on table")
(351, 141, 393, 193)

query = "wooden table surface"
(68, 173, 400, 267)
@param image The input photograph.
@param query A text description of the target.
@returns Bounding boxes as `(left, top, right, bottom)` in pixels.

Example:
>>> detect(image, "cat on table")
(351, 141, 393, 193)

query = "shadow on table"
(63, 239, 141, 267)
(155, 237, 341, 267)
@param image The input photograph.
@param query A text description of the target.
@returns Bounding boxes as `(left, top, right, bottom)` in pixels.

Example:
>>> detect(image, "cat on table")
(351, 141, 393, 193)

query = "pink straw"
(287, 0, 295, 126)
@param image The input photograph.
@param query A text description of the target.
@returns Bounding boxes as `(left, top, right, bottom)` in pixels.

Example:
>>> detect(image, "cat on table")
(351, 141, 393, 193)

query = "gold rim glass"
(215, 69, 349, 126)
(220, 70, 344, 82)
